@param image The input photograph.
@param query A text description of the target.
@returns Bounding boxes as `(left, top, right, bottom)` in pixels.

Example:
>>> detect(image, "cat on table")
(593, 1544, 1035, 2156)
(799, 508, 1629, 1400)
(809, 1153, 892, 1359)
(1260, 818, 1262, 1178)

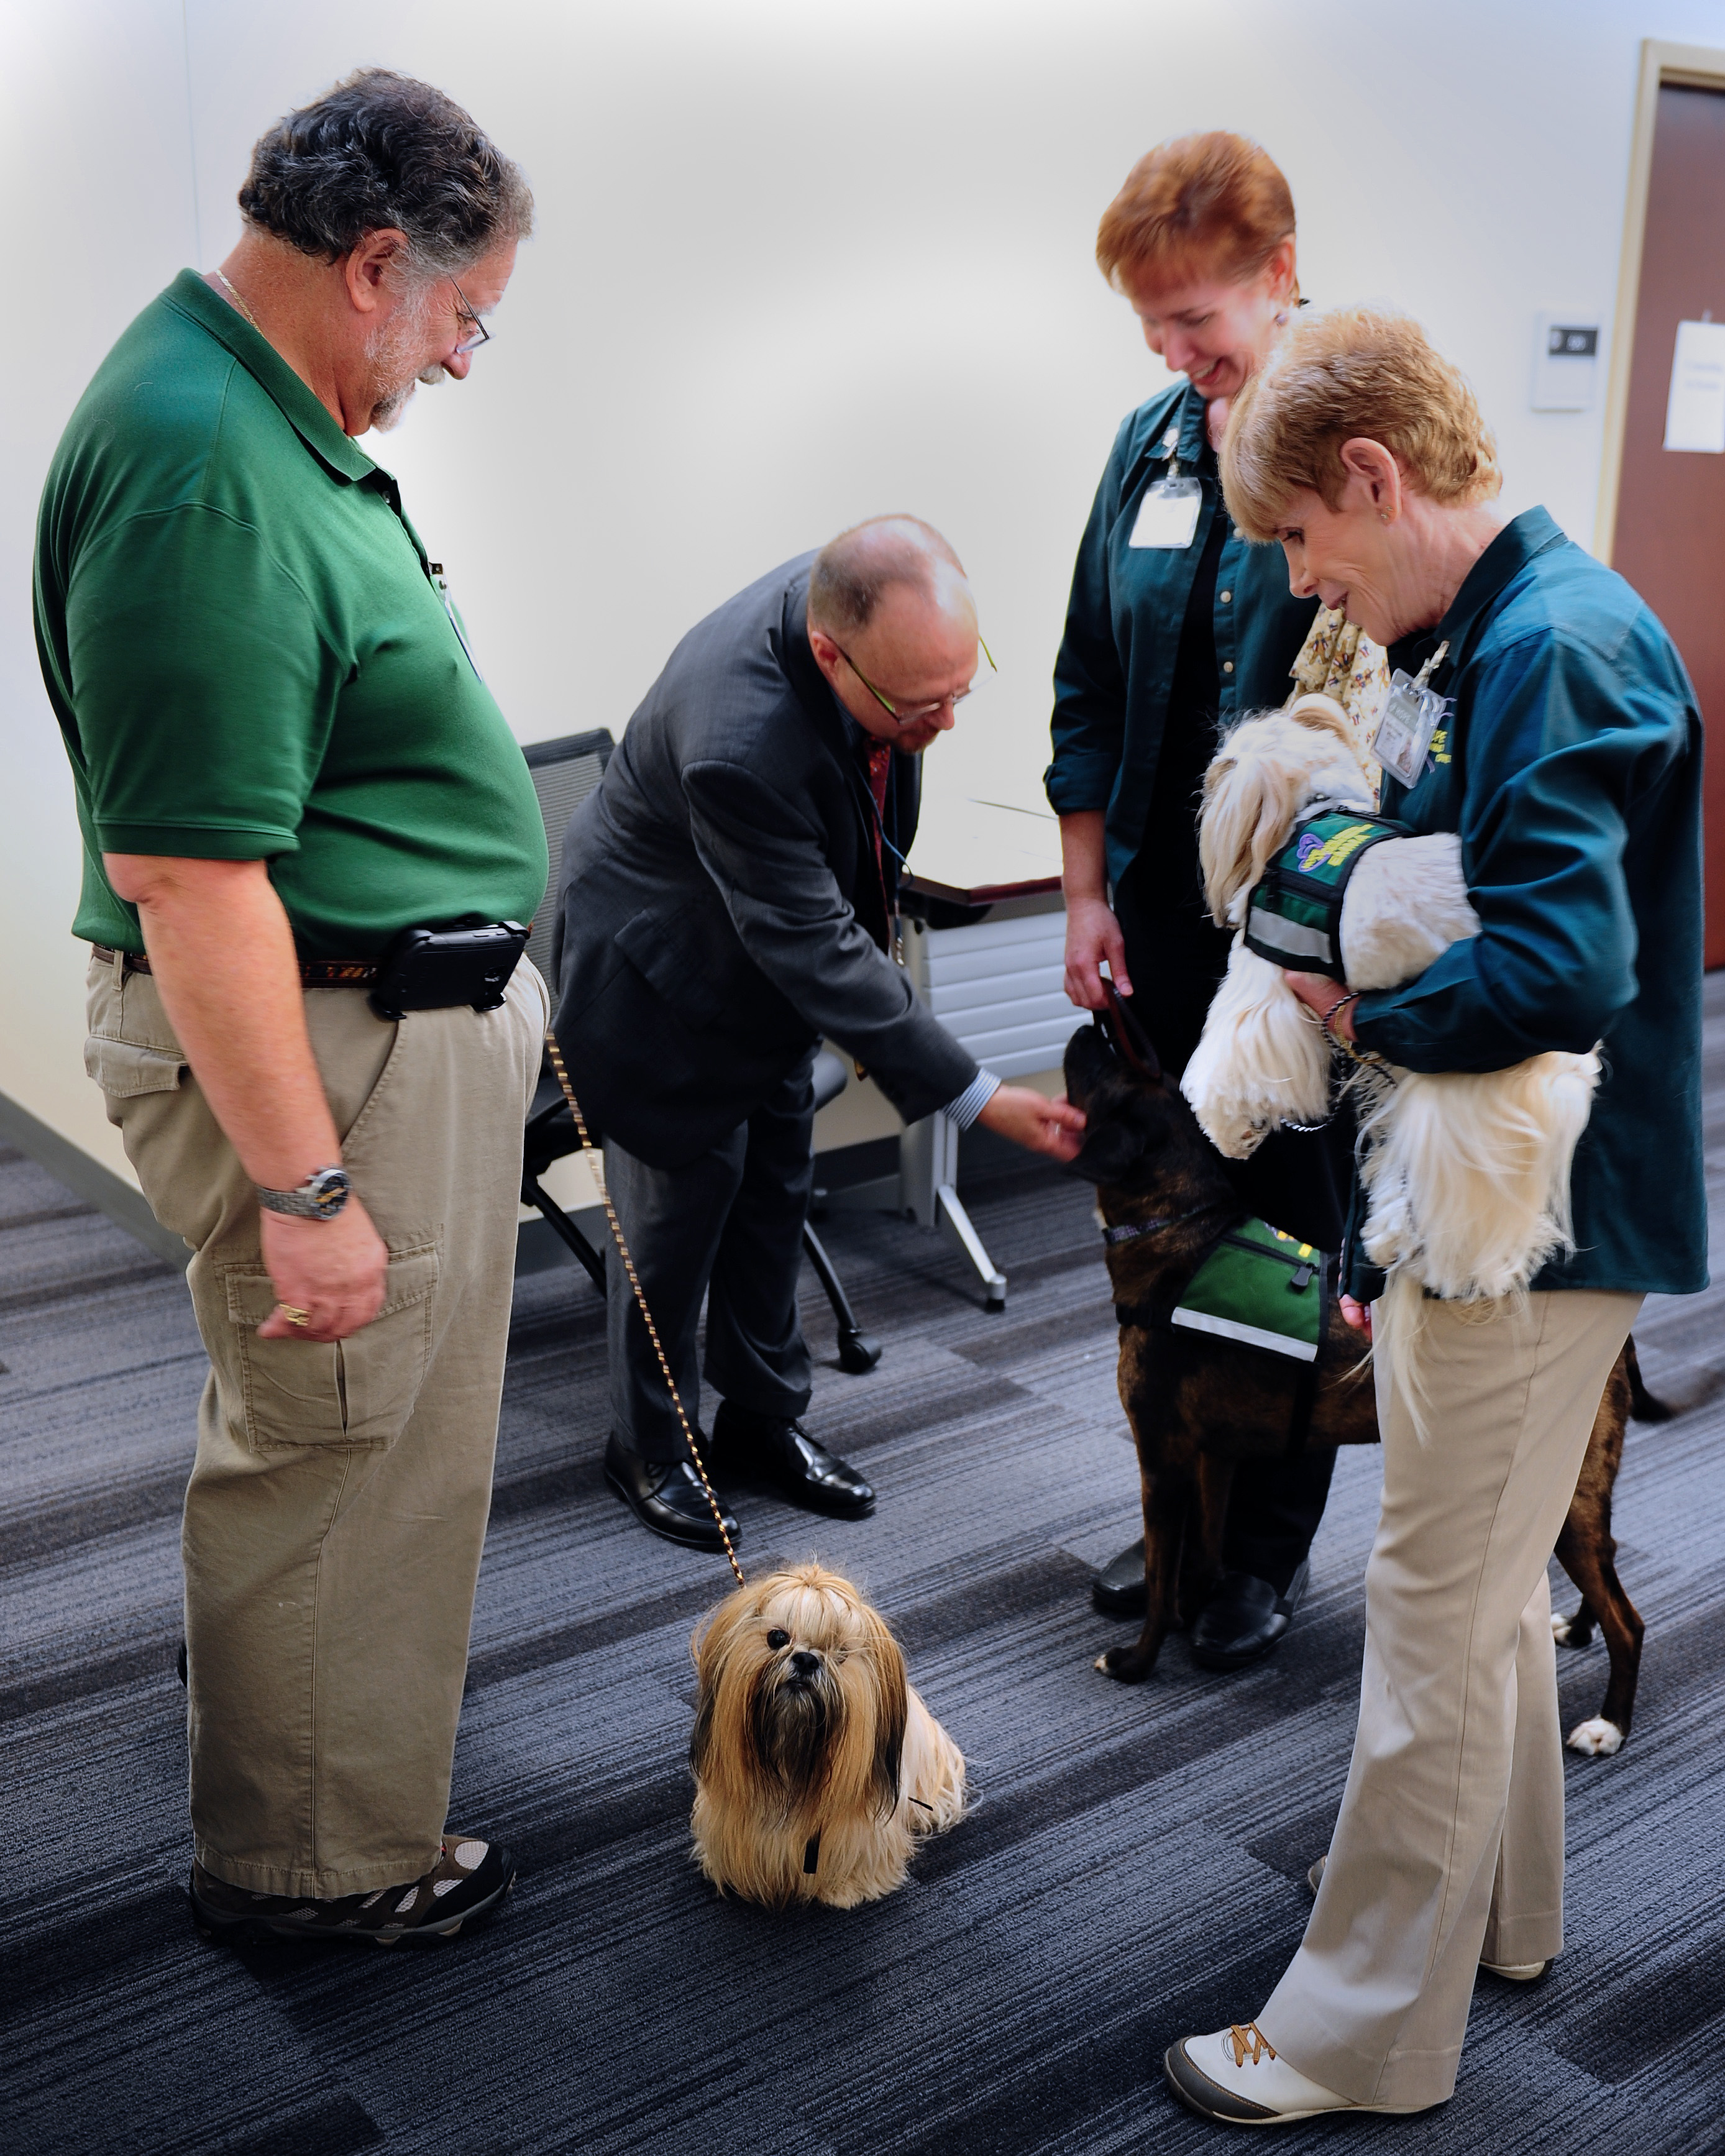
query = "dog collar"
(1101, 1201, 1233, 1246)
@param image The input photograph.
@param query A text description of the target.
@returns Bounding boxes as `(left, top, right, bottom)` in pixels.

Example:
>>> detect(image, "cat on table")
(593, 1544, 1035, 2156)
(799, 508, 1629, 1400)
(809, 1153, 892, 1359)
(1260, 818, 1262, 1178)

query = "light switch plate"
(1532, 311, 1600, 411)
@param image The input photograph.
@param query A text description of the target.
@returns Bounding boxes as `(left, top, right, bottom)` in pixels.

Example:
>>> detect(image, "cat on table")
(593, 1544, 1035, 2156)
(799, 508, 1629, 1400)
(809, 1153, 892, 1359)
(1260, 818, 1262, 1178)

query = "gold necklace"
(212, 269, 262, 334)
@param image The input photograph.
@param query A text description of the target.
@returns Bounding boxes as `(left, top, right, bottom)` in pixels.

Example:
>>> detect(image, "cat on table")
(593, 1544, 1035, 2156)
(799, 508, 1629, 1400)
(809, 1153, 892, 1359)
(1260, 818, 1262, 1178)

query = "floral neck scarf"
(1288, 606, 1391, 799)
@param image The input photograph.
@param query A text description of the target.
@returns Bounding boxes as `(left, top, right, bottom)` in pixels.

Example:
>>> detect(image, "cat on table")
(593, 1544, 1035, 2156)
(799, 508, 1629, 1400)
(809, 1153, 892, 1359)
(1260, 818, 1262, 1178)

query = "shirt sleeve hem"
(943, 1069, 1001, 1129)
(92, 821, 300, 860)
(1043, 764, 1120, 816)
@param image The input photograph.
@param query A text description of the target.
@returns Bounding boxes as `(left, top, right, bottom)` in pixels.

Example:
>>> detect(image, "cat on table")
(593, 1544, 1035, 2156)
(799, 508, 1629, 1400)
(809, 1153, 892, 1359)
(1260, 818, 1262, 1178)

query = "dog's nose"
(789, 1650, 821, 1679)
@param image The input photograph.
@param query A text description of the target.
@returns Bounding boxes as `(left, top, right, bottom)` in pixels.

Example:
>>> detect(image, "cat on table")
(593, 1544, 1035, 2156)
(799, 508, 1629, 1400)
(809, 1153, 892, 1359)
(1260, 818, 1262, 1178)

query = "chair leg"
(802, 1221, 881, 1374)
(521, 1174, 607, 1293)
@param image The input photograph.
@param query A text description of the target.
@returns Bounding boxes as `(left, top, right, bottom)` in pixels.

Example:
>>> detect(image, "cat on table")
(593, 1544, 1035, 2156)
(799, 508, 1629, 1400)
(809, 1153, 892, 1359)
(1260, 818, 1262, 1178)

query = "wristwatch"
(255, 1166, 352, 1220)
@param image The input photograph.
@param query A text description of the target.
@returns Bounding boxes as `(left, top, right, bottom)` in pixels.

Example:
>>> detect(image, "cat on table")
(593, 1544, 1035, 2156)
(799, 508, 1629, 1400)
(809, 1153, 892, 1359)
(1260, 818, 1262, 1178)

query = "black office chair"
(518, 730, 882, 1375)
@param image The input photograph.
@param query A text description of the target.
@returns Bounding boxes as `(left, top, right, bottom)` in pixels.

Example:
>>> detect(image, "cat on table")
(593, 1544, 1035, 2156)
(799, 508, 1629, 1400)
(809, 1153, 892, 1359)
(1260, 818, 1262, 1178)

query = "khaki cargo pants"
(86, 948, 547, 1897)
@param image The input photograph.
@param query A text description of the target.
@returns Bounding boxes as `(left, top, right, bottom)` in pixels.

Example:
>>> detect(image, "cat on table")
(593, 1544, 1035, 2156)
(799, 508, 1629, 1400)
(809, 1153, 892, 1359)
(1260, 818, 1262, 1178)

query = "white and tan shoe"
(1163, 2023, 1427, 2124)
(1305, 1855, 1552, 1983)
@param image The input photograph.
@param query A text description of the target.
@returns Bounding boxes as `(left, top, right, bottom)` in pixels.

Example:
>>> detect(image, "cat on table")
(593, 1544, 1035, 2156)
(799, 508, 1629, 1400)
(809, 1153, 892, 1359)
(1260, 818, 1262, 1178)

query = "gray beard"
(365, 295, 444, 432)
(369, 363, 445, 433)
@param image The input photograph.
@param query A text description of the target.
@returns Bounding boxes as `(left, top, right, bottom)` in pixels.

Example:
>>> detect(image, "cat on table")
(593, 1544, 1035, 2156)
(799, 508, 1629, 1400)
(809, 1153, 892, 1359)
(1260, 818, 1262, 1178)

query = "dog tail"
(1358, 1050, 1599, 1304)
(1622, 1335, 1675, 1423)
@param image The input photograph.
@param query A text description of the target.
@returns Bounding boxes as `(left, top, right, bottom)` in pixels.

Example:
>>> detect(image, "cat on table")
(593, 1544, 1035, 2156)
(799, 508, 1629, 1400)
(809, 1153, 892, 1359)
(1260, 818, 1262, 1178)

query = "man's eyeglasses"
(451, 279, 492, 356)
(833, 633, 997, 728)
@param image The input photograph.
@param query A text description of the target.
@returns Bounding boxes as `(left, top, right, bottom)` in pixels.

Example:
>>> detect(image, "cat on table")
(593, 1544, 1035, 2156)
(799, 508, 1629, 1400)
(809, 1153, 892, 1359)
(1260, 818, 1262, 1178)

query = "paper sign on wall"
(1663, 319, 1725, 452)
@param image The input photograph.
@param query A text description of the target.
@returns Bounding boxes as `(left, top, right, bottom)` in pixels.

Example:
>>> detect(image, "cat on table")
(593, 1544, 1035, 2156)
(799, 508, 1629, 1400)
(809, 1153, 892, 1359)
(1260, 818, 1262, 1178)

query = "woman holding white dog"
(1047, 134, 1357, 1667)
(1161, 308, 1707, 2125)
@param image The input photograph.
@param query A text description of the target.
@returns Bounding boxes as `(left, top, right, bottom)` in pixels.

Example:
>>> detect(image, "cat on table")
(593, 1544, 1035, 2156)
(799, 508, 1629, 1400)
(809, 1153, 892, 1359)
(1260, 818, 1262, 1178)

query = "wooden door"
(1611, 80, 1725, 968)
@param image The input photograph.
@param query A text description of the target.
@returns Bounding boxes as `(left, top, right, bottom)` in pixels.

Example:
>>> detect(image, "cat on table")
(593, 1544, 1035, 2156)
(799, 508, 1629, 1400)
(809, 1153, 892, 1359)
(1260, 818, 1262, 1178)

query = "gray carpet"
(3, 979, 1723, 2154)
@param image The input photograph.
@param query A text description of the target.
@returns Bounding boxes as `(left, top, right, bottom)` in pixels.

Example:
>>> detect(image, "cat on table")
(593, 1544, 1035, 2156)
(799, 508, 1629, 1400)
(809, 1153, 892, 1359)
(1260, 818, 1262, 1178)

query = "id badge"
(1371, 671, 1448, 790)
(1128, 475, 1202, 549)
(430, 562, 484, 682)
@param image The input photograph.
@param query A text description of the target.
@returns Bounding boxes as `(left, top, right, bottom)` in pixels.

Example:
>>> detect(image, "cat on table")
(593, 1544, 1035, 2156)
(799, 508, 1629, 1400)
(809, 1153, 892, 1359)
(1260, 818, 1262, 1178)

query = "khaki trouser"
(86, 949, 547, 1897)
(1256, 1284, 1641, 2110)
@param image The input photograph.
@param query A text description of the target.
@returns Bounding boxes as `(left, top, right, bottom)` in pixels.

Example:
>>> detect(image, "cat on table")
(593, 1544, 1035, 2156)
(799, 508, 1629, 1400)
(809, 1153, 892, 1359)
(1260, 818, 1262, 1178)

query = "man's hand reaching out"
(977, 1084, 1086, 1163)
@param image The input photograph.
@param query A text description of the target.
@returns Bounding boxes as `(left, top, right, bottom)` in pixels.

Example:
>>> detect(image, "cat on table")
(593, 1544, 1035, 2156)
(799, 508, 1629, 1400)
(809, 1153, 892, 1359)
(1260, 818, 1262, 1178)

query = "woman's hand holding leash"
(1059, 810, 1132, 1010)
(1283, 969, 1357, 1042)
(1063, 897, 1132, 1010)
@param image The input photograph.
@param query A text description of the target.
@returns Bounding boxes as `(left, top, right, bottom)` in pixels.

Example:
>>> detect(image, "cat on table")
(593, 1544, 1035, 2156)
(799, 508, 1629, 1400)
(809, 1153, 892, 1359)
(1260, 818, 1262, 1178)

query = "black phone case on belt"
(368, 922, 528, 1022)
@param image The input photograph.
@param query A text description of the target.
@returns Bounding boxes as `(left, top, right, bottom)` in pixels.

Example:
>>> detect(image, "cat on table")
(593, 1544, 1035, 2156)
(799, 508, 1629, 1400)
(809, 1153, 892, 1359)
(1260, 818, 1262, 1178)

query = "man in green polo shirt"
(36, 71, 548, 1946)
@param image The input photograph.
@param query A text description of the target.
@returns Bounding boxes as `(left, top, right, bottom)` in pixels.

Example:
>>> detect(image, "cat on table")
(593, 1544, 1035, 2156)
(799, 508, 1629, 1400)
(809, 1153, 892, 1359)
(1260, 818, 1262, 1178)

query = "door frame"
(1597, 39, 1725, 562)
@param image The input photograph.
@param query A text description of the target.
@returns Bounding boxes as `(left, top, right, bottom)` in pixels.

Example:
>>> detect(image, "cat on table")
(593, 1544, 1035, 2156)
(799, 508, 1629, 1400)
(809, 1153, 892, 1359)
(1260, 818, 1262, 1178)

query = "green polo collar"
(160, 268, 382, 486)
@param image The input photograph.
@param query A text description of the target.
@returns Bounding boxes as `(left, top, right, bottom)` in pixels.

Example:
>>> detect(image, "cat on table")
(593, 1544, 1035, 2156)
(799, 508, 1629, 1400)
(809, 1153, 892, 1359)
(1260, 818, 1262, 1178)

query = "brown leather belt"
(92, 943, 379, 986)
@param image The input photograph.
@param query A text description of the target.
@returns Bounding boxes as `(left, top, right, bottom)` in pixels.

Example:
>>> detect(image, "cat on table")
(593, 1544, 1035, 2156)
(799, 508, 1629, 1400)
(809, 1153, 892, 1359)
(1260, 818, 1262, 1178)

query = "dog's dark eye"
(766, 1628, 790, 1650)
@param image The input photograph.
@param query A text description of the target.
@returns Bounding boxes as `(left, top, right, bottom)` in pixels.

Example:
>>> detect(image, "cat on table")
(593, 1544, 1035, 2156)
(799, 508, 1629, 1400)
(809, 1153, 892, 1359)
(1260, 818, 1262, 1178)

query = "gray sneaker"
(190, 1834, 513, 1947)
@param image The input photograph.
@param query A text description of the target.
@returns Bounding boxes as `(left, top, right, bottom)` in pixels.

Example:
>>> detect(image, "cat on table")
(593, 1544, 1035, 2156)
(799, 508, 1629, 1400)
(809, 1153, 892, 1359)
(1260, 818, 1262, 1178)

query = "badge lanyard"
(859, 764, 909, 968)
(1128, 423, 1204, 550)
(1371, 639, 1451, 790)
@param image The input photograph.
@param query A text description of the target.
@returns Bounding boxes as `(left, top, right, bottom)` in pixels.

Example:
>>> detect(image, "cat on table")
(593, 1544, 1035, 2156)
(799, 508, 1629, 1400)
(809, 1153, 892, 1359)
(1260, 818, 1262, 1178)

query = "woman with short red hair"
(1046, 134, 1353, 1664)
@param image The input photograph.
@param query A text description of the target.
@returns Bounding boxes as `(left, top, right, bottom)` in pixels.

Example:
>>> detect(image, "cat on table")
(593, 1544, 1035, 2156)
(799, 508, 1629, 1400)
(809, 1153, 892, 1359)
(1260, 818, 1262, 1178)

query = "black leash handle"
(1101, 981, 1163, 1082)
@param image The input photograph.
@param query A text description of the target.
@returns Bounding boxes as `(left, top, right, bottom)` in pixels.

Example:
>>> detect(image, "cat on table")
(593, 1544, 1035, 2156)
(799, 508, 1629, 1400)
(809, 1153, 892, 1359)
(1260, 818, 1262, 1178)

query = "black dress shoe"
(709, 1402, 874, 1519)
(1092, 1537, 1147, 1618)
(604, 1432, 740, 1552)
(1190, 1560, 1309, 1671)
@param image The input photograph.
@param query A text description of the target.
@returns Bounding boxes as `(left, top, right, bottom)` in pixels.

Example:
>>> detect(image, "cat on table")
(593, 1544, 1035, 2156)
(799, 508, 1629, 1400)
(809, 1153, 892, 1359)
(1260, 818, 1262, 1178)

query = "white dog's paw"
(1198, 1112, 1266, 1161)
(1566, 1716, 1624, 1756)
(1550, 1612, 1573, 1645)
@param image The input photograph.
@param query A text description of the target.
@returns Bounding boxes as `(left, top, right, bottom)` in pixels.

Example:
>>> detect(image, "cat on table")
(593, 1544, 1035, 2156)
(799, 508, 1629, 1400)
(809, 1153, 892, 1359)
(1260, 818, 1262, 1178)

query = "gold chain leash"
(543, 1031, 746, 1590)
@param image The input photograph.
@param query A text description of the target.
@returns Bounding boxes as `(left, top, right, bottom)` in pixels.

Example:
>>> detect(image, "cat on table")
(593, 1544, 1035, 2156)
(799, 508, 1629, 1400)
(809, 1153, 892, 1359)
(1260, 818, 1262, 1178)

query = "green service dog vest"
(1243, 808, 1407, 976)
(1171, 1218, 1327, 1363)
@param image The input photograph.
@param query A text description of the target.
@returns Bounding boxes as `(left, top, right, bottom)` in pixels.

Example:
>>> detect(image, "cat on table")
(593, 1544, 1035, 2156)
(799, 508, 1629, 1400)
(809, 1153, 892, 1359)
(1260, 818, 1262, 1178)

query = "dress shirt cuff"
(943, 1069, 1002, 1130)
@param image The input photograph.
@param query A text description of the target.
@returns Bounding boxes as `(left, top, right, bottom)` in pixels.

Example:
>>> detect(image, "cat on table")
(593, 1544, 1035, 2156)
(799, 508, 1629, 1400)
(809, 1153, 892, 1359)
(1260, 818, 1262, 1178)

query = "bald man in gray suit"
(552, 517, 1083, 1550)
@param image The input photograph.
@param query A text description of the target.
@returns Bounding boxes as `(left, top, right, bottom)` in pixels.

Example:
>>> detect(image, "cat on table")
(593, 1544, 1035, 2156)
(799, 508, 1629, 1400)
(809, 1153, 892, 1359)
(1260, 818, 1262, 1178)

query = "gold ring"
(278, 1305, 312, 1328)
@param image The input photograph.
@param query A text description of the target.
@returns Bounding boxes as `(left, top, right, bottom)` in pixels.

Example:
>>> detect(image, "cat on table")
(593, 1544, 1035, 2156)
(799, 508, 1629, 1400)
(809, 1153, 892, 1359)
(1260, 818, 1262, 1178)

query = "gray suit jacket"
(551, 554, 978, 1169)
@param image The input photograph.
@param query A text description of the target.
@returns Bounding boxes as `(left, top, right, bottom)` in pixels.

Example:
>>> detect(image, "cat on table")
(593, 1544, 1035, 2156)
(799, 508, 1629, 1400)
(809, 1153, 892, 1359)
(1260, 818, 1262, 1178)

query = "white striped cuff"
(943, 1069, 1002, 1130)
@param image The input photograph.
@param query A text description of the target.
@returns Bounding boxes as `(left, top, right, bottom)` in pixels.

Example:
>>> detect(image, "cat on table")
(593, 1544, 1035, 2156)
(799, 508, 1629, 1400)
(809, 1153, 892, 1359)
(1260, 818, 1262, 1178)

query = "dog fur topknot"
(1181, 692, 1600, 1302)
(689, 1563, 966, 1909)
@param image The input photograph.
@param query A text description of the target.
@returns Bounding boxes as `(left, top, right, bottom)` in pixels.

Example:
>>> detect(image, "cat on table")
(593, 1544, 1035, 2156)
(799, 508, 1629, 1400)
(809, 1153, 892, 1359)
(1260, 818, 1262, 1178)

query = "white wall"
(8, 0, 1725, 1192)
(2, 1, 199, 1188)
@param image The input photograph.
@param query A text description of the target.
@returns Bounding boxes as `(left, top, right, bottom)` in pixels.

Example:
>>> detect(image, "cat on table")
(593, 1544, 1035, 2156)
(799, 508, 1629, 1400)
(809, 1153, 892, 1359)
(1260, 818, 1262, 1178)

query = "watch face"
(306, 1167, 352, 1218)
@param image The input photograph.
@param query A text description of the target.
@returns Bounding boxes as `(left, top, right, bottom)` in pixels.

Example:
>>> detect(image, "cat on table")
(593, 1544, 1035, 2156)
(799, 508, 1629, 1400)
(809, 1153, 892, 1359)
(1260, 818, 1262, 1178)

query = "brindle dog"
(1063, 1009, 1657, 1755)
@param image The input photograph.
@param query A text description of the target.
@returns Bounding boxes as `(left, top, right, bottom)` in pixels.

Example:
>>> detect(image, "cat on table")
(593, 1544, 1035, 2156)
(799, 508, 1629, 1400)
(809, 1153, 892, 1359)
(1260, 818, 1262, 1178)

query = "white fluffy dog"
(1180, 693, 1599, 1302)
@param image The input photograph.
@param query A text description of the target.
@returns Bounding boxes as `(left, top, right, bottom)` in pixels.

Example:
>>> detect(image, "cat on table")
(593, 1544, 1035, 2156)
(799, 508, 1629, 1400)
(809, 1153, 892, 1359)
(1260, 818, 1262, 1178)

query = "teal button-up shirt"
(1352, 508, 1708, 1297)
(1045, 380, 1319, 892)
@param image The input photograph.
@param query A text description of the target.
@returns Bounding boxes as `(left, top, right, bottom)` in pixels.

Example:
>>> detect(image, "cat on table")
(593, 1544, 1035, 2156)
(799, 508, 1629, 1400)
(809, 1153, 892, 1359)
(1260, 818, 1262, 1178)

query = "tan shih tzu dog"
(689, 1563, 966, 1909)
